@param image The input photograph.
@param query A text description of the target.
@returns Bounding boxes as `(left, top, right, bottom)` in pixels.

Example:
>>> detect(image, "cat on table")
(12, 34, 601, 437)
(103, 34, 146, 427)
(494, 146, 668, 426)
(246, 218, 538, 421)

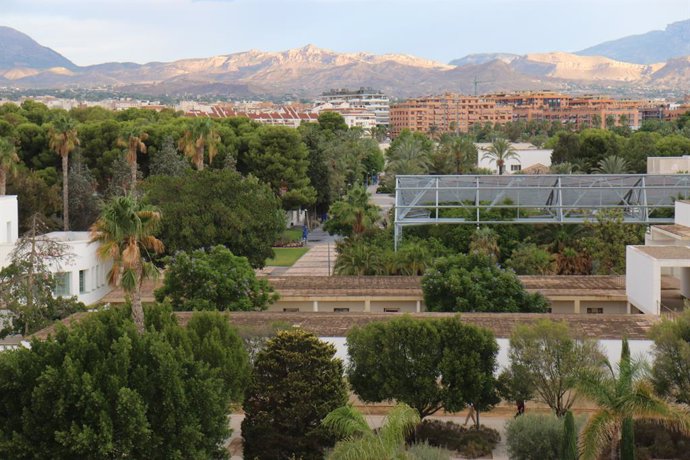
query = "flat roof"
(653, 224, 690, 240)
(634, 245, 690, 260)
(31, 311, 659, 340)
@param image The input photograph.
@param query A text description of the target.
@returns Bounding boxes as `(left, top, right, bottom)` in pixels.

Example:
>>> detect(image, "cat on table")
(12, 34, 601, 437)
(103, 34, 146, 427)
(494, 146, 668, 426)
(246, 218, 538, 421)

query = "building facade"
(317, 88, 390, 126)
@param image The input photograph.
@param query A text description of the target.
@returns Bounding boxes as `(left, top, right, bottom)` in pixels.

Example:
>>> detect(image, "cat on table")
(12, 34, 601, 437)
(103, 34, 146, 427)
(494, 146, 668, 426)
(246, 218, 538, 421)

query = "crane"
(473, 76, 493, 96)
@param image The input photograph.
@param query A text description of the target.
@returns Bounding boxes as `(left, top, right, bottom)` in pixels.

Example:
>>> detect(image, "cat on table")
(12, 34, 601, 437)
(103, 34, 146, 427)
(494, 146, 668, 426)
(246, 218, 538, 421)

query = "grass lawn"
(266, 247, 309, 266)
(281, 227, 304, 243)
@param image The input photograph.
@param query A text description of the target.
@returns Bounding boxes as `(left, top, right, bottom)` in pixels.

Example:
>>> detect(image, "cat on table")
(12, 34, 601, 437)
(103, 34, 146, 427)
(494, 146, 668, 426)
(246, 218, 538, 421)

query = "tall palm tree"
(48, 114, 80, 230)
(323, 403, 427, 460)
(117, 127, 148, 192)
(89, 195, 164, 334)
(482, 138, 519, 175)
(0, 137, 20, 195)
(386, 137, 431, 176)
(334, 240, 385, 276)
(178, 118, 219, 171)
(594, 155, 630, 174)
(576, 339, 690, 460)
(437, 135, 477, 174)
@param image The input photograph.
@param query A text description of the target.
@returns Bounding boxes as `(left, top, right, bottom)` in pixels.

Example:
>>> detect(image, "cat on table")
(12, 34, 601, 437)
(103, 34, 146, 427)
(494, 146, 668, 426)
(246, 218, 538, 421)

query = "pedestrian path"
(282, 227, 338, 276)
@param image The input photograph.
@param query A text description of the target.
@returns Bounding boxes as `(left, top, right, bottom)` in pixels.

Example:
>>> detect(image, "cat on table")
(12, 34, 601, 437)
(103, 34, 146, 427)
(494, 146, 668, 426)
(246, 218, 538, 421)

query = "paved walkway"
(281, 227, 338, 276)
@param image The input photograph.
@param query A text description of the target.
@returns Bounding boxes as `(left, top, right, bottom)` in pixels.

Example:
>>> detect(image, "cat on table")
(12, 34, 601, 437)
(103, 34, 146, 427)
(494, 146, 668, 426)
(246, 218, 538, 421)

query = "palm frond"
(323, 405, 372, 439)
(578, 410, 618, 460)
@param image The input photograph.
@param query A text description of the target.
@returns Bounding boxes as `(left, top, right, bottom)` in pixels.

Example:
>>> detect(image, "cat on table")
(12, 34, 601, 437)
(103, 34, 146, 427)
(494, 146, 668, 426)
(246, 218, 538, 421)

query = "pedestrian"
(302, 225, 308, 243)
(515, 400, 525, 417)
(463, 402, 476, 426)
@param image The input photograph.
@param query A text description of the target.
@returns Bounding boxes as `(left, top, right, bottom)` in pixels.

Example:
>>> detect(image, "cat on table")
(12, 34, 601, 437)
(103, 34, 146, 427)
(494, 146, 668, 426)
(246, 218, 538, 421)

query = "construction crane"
(473, 76, 493, 96)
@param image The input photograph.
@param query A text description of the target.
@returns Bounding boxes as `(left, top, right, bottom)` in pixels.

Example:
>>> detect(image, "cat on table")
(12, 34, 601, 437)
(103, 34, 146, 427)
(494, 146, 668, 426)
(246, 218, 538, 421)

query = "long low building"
(266, 275, 648, 315)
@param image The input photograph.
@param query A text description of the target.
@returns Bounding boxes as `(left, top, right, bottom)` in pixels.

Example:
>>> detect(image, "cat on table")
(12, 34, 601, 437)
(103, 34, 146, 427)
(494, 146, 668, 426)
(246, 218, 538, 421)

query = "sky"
(2, 0, 690, 66)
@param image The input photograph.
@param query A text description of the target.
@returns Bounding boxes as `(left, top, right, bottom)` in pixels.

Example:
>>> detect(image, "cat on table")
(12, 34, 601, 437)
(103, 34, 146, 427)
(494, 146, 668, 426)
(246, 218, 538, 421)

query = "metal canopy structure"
(394, 174, 690, 249)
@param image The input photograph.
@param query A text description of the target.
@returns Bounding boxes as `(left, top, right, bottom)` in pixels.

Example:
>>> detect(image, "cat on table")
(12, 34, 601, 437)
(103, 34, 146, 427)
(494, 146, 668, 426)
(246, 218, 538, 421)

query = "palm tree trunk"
(130, 152, 137, 193)
(196, 145, 204, 171)
(0, 168, 6, 196)
(131, 279, 145, 334)
(62, 154, 69, 231)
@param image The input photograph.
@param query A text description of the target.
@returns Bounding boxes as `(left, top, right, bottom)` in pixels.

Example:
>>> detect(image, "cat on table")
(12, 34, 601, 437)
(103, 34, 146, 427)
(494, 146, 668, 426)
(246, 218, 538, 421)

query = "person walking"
(463, 403, 476, 426)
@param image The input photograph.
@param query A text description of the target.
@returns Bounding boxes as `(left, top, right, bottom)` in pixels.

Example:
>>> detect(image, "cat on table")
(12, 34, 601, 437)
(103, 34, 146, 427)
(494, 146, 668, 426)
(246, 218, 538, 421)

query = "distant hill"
(577, 19, 690, 64)
(0, 26, 76, 70)
(449, 53, 520, 66)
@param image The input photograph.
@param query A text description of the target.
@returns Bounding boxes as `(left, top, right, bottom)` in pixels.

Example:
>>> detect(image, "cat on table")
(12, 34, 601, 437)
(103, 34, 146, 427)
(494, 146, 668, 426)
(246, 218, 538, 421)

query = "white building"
(0, 196, 112, 306)
(476, 142, 553, 174)
(627, 200, 690, 315)
(648, 156, 690, 174)
(316, 88, 390, 126)
(311, 102, 378, 132)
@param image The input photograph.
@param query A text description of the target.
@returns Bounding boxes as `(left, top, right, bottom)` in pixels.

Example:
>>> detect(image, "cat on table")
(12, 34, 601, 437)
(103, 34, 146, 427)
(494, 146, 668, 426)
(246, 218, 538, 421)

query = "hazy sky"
(3, 0, 690, 66)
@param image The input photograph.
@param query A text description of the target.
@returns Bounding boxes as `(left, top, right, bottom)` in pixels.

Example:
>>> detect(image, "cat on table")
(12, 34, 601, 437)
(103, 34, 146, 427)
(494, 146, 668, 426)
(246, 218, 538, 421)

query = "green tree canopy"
(143, 169, 285, 267)
(0, 306, 249, 459)
(650, 309, 690, 405)
(324, 185, 380, 237)
(346, 316, 499, 420)
(422, 254, 549, 313)
(155, 245, 277, 311)
(242, 330, 347, 460)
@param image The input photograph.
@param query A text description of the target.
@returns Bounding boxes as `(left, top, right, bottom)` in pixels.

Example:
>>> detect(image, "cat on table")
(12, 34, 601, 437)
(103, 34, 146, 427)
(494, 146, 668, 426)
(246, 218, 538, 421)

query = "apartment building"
(317, 88, 390, 126)
(389, 93, 513, 137)
(187, 105, 319, 128)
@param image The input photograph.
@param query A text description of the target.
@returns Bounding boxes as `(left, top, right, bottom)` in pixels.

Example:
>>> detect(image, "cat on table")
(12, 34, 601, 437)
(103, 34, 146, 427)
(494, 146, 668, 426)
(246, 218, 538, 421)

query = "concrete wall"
(676, 201, 690, 227)
(54, 236, 113, 305)
(581, 300, 628, 315)
(0, 196, 18, 267)
(648, 156, 690, 174)
(370, 300, 419, 313)
(549, 301, 575, 314)
(626, 247, 660, 315)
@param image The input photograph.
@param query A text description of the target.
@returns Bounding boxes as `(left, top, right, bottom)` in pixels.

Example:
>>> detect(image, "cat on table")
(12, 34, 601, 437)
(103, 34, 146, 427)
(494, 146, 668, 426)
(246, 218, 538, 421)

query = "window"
(283, 308, 299, 312)
(334, 308, 350, 313)
(53, 272, 71, 297)
(79, 270, 87, 294)
(511, 164, 522, 172)
(587, 307, 604, 314)
(384, 308, 400, 313)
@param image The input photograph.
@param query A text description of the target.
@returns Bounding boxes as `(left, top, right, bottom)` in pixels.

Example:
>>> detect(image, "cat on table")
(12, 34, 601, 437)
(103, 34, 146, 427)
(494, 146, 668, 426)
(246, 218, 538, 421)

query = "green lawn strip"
(266, 247, 310, 266)
(281, 228, 303, 243)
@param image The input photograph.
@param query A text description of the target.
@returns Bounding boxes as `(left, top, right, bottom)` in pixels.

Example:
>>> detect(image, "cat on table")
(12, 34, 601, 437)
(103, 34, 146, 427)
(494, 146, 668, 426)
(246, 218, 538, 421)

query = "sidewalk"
(281, 227, 338, 276)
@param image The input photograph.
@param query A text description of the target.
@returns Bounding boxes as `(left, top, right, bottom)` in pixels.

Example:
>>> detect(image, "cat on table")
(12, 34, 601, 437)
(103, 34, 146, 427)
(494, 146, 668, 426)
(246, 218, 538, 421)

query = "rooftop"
(634, 245, 690, 260)
(653, 224, 690, 240)
(44, 231, 92, 243)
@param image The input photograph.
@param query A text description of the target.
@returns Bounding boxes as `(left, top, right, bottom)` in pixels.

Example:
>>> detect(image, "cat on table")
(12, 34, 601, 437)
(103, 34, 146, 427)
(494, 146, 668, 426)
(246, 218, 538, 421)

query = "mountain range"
(0, 21, 689, 99)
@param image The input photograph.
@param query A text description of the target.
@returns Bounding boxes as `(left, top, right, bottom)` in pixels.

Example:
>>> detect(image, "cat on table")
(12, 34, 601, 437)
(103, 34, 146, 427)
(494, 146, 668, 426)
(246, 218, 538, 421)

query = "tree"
(324, 185, 380, 237)
(650, 309, 690, 405)
(7, 169, 61, 232)
(469, 227, 500, 261)
(509, 319, 603, 417)
(317, 111, 348, 132)
(178, 118, 219, 170)
(242, 330, 348, 460)
(346, 316, 499, 420)
(583, 209, 644, 275)
(594, 155, 630, 174)
(436, 134, 478, 174)
(577, 338, 690, 460)
(0, 215, 83, 337)
(67, 155, 101, 231)
(89, 195, 164, 334)
(240, 125, 316, 209)
(117, 127, 148, 192)
(506, 243, 556, 275)
(384, 130, 434, 184)
(0, 306, 246, 459)
(154, 245, 277, 311)
(323, 403, 446, 460)
(482, 138, 518, 175)
(0, 137, 19, 195)
(422, 254, 549, 313)
(48, 114, 80, 230)
(562, 411, 578, 460)
(148, 136, 190, 177)
(144, 170, 284, 267)
(551, 132, 581, 165)
(334, 239, 386, 275)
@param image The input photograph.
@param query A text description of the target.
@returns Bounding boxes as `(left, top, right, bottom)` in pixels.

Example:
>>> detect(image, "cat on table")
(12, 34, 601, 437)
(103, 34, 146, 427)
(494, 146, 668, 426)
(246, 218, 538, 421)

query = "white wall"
(675, 201, 690, 227)
(626, 246, 660, 315)
(0, 196, 18, 268)
(648, 156, 690, 174)
(477, 146, 552, 174)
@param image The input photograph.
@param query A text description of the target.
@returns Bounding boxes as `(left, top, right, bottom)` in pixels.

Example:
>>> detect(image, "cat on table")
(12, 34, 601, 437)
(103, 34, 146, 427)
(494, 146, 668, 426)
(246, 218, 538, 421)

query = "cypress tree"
(620, 338, 635, 460)
(561, 410, 578, 460)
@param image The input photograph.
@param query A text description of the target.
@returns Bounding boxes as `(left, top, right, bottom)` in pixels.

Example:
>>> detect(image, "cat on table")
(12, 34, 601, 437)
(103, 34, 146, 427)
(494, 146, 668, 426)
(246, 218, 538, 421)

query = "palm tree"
(577, 338, 690, 460)
(439, 135, 477, 174)
(395, 241, 431, 275)
(178, 118, 219, 171)
(323, 403, 442, 460)
(0, 137, 20, 195)
(594, 155, 630, 174)
(89, 195, 164, 334)
(482, 138, 519, 175)
(48, 114, 80, 230)
(325, 186, 381, 237)
(334, 240, 385, 276)
(469, 227, 500, 261)
(117, 127, 148, 192)
(386, 137, 431, 176)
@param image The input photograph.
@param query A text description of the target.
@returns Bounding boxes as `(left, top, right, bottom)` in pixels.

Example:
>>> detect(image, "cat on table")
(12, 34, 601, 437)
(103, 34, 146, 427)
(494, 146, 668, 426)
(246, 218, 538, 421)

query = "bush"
(405, 441, 452, 460)
(414, 420, 500, 458)
(505, 414, 566, 460)
(634, 420, 690, 460)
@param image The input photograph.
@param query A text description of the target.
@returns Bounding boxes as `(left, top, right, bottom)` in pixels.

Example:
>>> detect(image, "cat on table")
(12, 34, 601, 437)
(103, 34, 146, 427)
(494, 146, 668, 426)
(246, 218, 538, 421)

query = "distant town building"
(476, 142, 552, 174)
(648, 156, 690, 174)
(316, 88, 390, 126)
(186, 105, 319, 128)
(311, 102, 378, 132)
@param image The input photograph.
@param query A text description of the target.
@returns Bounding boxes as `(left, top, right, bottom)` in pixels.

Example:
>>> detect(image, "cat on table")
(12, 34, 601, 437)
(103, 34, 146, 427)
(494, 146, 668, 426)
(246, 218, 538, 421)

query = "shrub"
(405, 441, 452, 460)
(505, 414, 565, 460)
(414, 420, 500, 458)
(634, 420, 690, 460)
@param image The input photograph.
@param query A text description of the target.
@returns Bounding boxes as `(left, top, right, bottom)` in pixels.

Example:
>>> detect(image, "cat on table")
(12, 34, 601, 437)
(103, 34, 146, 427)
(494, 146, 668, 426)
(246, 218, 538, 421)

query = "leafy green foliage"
(505, 243, 556, 275)
(0, 306, 248, 459)
(561, 411, 578, 460)
(509, 319, 603, 416)
(506, 414, 572, 460)
(650, 309, 690, 404)
(422, 254, 549, 313)
(242, 330, 348, 460)
(144, 169, 284, 267)
(414, 420, 500, 458)
(346, 316, 498, 419)
(583, 209, 644, 275)
(155, 245, 277, 311)
(324, 185, 380, 237)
